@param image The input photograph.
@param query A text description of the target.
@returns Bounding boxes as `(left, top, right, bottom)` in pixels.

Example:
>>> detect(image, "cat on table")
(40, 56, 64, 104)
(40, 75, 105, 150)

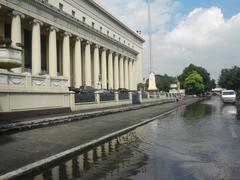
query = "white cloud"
(95, 0, 240, 81)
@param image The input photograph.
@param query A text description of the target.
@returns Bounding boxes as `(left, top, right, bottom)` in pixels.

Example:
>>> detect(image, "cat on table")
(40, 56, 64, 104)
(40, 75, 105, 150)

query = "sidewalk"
(0, 99, 175, 133)
(0, 98, 200, 176)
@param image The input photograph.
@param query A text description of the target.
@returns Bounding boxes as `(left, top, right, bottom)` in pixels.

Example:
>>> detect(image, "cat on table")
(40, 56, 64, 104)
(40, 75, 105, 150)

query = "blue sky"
(179, 0, 240, 18)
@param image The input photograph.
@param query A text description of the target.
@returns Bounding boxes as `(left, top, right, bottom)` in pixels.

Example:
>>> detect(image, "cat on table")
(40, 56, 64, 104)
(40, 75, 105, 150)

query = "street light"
(146, 0, 157, 91)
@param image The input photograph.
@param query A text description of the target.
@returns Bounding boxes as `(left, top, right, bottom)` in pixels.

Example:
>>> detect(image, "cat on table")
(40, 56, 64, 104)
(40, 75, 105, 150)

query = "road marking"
(230, 127, 238, 138)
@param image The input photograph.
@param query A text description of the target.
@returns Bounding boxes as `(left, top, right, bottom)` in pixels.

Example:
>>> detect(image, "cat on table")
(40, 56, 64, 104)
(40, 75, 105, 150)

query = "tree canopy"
(218, 66, 240, 91)
(178, 64, 215, 91)
(184, 71, 204, 95)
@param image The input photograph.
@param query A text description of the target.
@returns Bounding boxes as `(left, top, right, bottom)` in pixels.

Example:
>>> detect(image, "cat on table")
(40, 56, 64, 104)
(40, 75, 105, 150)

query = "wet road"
(19, 97, 240, 179)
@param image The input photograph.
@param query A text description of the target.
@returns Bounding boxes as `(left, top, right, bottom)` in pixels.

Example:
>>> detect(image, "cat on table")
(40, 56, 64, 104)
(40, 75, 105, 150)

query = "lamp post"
(146, 0, 157, 91)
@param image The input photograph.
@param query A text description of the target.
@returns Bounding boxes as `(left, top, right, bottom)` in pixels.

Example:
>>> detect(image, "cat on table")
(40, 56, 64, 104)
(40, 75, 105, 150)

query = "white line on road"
(230, 127, 238, 138)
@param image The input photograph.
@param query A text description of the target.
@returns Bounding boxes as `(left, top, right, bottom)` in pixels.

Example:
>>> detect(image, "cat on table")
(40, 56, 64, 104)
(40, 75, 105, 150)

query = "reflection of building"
(169, 82, 185, 96)
(0, 0, 144, 113)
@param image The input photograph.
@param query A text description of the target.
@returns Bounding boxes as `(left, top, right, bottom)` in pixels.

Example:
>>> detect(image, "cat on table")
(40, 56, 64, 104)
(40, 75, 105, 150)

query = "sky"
(95, 0, 240, 81)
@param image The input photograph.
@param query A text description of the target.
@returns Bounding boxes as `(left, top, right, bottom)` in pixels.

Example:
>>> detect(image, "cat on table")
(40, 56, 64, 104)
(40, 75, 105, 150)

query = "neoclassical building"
(0, 0, 144, 114)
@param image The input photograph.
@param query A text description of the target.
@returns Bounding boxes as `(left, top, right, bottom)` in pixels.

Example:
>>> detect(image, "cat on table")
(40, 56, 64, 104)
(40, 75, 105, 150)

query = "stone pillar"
(11, 11, 25, 73)
(48, 26, 58, 77)
(128, 59, 133, 90)
(93, 44, 100, 89)
(95, 92, 100, 104)
(32, 19, 43, 76)
(124, 57, 129, 89)
(107, 50, 113, 90)
(114, 91, 119, 102)
(62, 32, 71, 85)
(84, 41, 92, 86)
(113, 53, 119, 90)
(11, 11, 24, 48)
(119, 55, 124, 88)
(132, 60, 137, 90)
(101, 48, 107, 89)
(74, 37, 82, 87)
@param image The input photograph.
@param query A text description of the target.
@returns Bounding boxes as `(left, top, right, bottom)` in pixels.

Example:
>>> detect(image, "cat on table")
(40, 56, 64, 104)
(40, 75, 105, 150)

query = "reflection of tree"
(184, 103, 207, 120)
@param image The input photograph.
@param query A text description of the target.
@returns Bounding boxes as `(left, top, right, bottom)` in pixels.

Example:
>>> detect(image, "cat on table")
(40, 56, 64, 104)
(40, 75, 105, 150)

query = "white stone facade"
(0, 0, 144, 113)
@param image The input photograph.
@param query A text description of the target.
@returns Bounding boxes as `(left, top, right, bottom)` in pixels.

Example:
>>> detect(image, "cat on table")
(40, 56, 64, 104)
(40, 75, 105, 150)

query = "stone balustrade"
(0, 70, 68, 91)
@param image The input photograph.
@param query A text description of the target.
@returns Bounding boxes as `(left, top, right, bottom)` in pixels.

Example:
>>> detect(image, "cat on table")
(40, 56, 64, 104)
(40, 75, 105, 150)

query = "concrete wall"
(75, 100, 131, 111)
(0, 92, 70, 112)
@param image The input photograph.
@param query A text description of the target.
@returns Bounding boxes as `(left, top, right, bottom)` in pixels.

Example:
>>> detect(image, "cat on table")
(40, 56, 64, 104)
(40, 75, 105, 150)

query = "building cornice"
(32, 0, 140, 56)
(86, 0, 145, 43)
(2, 0, 139, 58)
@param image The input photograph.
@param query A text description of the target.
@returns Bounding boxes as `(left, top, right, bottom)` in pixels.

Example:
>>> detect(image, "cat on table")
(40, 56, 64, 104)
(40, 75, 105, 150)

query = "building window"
(92, 22, 95, 28)
(72, 10, 75, 17)
(82, 16, 86, 23)
(59, 3, 63, 11)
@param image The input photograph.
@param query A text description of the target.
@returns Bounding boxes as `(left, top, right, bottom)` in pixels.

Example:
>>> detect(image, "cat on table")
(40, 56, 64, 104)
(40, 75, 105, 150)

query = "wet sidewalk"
(0, 98, 199, 176)
(0, 99, 175, 133)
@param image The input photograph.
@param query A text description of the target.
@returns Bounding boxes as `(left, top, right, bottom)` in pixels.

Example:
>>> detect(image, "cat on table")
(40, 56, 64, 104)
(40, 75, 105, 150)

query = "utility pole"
(147, 0, 157, 91)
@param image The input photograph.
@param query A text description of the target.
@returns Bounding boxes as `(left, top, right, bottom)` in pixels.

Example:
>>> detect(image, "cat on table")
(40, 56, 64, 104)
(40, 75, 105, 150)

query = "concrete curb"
(0, 108, 177, 180)
(0, 99, 175, 134)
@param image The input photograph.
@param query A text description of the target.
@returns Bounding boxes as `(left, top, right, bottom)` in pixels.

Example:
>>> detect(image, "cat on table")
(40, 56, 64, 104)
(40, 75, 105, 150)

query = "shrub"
(0, 37, 12, 48)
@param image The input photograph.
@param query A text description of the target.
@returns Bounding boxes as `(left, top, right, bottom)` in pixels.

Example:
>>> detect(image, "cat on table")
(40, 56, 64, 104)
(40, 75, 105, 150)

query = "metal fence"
(75, 93, 95, 103)
(142, 92, 148, 99)
(100, 93, 115, 101)
(119, 93, 129, 100)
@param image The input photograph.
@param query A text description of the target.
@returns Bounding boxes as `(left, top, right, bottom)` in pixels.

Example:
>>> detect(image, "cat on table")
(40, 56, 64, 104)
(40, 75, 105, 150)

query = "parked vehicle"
(79, 86, 95, 94)
(221, 90, 236, 103)
(96, 89, 110, 94)
(118, 88, 128, 94)
(68, 86, 80, 93)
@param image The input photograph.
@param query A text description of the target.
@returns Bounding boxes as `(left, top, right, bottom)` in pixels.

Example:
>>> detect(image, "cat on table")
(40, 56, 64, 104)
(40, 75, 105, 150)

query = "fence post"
(138, 91, 142, 103)
(95, 92, 100, 104)
(115, 91, 119, 102)
(147, 92, 150, 99)
(129, 92, 133, 101)
(69, 92, 76, 111)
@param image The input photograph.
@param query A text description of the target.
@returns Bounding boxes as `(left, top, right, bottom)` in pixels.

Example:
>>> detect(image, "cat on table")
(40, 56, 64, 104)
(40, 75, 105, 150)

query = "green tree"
(219, 66, 240, 91)
(184, 71, 204, 95)
(178, 64, 215, 91)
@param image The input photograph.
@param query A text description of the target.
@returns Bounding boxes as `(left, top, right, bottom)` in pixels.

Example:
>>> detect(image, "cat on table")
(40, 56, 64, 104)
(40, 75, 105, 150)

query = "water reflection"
(183, 102, 215, 121)
(19, 131, 147, 180)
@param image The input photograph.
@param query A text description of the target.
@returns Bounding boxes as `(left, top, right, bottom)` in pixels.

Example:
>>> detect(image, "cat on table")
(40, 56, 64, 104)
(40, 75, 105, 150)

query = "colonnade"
(10, 10, 136, 90)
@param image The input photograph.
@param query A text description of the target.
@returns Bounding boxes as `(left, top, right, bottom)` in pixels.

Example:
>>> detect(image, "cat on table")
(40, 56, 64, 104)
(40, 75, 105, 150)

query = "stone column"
(108, 50, 113, 90)
(32, 19, 43, 76)
(84, 41, 92, 86)
(128, 59, 133, 90)
(74, 37, 82, 87)
(11, 11, 25, 48)
(124, 57, 129, 89)
(11, 11, 25, 73)
(101, 48, 107, 89)
(113, 53, 119, 90)
(93, 44, 100, 89)
(119, 55, 124, 88)
(48, 26, 58, 77)
(62, 32, 71, 85)
(132, 60, 137, 90)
